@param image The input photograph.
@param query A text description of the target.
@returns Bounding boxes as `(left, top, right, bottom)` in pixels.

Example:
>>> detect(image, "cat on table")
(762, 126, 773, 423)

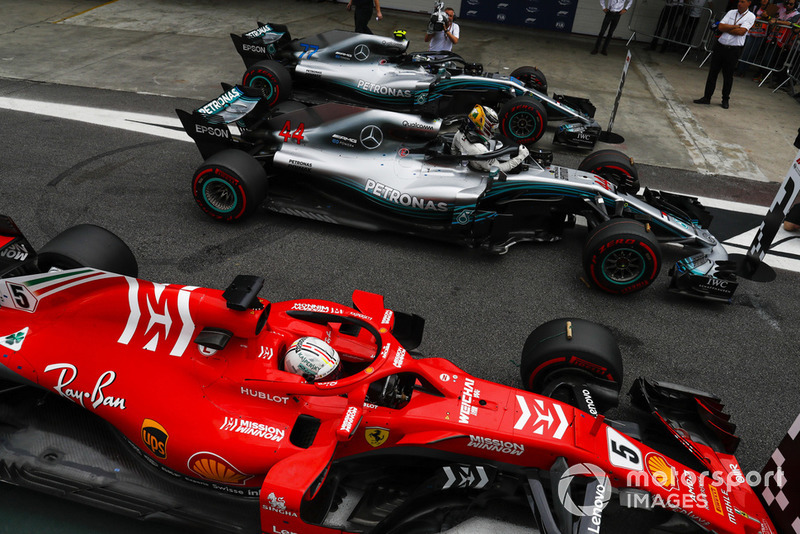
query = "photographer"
(425, 5, 460, 51)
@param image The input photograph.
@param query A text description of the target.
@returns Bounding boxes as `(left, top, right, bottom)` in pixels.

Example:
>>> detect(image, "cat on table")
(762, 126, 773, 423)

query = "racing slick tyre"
(241, 60, 292, 108)
(192, 149, 268, 222)
(578, 149, 640, 195)
(37, 224, 138, 277)
(582, 219, 661, 295)
(497, 96, 547, 146)
(510, 66, 547, 94)
(520, 318, 623, 408)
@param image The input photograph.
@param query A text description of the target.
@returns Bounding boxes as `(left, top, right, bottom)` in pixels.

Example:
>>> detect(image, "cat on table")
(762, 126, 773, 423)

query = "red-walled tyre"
(510, 66, 548, 94)
(241, 60, 292, 107)
(579, 149, 640, 195)
(497, 96, 547, 145)
(192, 150, 268, 222)
(583, 219, 661, 295)
(520, 318, 623, 395)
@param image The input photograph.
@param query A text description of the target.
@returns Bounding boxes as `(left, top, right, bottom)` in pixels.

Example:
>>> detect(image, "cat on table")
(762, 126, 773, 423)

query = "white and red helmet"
(284, 337, 341, 382)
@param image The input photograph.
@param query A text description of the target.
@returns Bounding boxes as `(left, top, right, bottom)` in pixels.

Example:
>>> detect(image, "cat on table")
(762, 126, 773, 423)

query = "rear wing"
(230, 21, 292, 68)
(176, 85, 266, 159)
(0, 215, 37, 278)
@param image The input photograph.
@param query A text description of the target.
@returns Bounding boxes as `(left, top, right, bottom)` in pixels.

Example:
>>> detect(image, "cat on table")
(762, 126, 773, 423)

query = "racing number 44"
(279, 121, 305, 144)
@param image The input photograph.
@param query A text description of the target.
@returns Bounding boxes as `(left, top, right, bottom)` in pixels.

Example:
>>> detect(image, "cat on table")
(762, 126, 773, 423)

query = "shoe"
(590, 48, 598, 55)
(601, 50, 608, 56)
(721, 100, 729, 109)
(693, 97, 710, 104)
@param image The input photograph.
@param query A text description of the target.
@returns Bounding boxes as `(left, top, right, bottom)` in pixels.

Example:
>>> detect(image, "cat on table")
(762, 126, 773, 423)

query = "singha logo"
(267, 492, 286, 511)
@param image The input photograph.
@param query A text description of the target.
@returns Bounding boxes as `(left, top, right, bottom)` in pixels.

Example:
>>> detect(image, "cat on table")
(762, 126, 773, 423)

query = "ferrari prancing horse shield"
(365, 427, 389, 447)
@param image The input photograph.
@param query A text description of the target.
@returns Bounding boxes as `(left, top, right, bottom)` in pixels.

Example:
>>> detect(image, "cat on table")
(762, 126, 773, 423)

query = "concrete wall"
(373, 0, 735, 43)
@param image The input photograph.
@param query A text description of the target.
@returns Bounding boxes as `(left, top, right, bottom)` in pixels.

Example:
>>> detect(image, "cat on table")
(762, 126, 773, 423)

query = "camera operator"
(425, 5, 460, 51)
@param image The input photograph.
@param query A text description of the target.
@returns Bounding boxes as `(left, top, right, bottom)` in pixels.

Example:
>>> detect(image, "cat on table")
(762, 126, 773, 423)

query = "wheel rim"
(248, 75, 276, 101)
(601, 248, 645, 285)
(508, 110, 539, 139)
(203, 178, 238, 213)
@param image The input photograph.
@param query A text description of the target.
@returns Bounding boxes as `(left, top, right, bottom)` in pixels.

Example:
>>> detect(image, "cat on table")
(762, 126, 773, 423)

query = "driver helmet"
(284, 337, 341, 382)
(466, 105, 499, 144)
(393, 29, 407, 40)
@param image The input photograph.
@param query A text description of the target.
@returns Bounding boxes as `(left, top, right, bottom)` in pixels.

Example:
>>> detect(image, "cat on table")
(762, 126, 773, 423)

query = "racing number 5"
(611, 441, 640, 465)
(279, 121, 305, 144)
(8, 283, 32, 310)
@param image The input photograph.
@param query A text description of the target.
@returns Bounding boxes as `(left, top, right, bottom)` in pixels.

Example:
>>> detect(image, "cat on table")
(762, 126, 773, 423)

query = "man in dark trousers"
(346, 0, 382, 34)
(591, 0, 634, 55)
(693, 0, 755, 108)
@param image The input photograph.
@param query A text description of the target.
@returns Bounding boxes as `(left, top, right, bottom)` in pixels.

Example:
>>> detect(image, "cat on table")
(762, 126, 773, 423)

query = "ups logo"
(141, 418, 169, 459)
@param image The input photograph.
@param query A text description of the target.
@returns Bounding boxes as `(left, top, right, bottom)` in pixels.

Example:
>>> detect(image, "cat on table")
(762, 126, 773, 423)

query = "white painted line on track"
(3, 96, 800, 273)
(0, 96, 188, 142)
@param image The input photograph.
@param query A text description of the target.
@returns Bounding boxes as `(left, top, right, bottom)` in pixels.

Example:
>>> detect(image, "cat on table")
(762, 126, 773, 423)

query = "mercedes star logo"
(354, 44, 370, 61)
(360, 125, 383, 149)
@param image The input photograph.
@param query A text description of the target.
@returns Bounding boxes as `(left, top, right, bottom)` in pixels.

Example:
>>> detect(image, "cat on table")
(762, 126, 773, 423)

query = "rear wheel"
(37, 224, 138, 277)
(192, 149, 268, 222)
(579, 149, 640, 195)
(241, 60, 292, 107)
(520, 318, 623, 413)
(497, 96, 547, 145)
(583, 219, 661, 295)
(510, 66, 547, 94)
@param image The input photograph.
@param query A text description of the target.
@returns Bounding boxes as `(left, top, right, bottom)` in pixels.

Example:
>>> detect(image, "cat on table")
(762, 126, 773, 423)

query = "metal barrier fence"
(626, 2, 714, 62)
(773, 37, 800, 93)
(701, 19, 800, 90)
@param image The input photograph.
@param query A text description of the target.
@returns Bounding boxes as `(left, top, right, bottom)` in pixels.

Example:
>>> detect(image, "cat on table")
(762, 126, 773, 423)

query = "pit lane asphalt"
(1, 1, 799, 533)
(1, 78, 799, 534)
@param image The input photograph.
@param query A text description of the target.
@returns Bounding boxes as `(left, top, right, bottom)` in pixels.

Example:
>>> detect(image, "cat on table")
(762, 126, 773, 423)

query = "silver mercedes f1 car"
(229, 22, 601, 148)
(176, 86, 737, 301)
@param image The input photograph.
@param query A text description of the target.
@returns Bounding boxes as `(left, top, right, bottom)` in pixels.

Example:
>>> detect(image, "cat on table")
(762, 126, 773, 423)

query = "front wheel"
(510, 66, 547, 94)
(582, 219, 661, 295)
(497, 96, 548, 145)
(37, 224, 138, 277)
(192, 149, 268, 222)
(520, 318, 623, 413)
(578, 149, 640, 195)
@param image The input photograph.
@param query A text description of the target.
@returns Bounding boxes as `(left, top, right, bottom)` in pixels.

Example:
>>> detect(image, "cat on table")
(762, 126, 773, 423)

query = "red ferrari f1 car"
(0, 217, 796, 534)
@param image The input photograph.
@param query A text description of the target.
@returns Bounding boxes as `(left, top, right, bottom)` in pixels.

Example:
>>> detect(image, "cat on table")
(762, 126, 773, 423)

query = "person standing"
(425, 6, 460, 51)
(346, 0, 382, 35)
(650, 0, 685, 52)
(591, 0, 634, 55)
(693, 0, 755, 108)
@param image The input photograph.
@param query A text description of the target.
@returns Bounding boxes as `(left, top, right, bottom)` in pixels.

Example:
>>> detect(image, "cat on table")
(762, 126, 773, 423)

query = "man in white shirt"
(591, 0, 634, 55)
(693, 0, 755, 108)
(425, 6, 460, 52)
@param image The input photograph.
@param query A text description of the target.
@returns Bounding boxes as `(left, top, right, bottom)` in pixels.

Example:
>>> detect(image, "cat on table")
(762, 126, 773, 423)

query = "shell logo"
(188, 452, 253, 486)
(645, 453, 679, 490)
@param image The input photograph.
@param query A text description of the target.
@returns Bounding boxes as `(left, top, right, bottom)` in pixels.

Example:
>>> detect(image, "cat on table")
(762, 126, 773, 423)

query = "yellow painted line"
(52, 0, 121, 24)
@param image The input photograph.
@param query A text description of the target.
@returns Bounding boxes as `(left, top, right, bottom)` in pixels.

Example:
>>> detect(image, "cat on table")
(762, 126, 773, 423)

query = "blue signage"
(459, 0, 577, 32)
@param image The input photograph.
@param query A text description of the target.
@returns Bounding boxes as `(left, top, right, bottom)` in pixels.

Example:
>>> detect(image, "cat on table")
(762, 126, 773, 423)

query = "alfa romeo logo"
(354, 44, 370, 61)
(360, 125, 383, 149)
